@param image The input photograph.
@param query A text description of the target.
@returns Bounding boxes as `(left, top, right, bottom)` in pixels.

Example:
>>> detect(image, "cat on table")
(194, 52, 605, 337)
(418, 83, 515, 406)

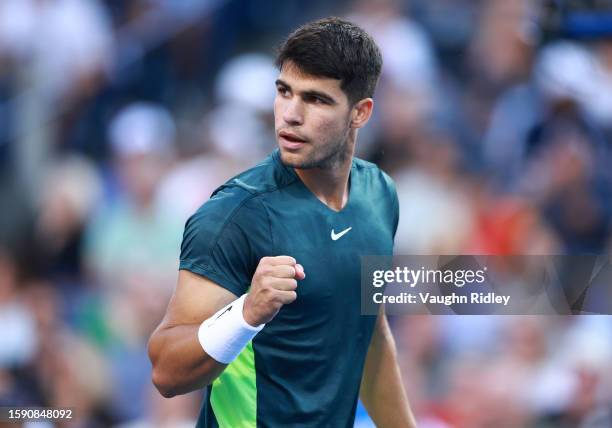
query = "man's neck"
(294, 132, 356, 212)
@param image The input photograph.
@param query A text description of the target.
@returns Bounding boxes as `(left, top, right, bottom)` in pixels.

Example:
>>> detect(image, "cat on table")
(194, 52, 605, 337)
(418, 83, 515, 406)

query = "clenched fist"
(243, 256, 306, 327)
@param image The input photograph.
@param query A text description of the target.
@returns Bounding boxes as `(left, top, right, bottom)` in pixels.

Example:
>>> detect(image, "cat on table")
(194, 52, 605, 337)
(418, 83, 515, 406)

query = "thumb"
(294, 263, 306, 280)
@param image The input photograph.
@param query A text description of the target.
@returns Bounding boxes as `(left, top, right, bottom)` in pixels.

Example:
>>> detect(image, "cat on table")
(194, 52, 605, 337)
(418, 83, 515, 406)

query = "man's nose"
(282, 98, 304, 126)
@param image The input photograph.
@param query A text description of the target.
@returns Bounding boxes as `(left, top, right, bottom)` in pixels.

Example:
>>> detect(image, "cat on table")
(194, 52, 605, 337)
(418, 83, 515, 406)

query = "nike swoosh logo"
(204, 303, 233, 327)
(214, 304, 232, 321)
(331, 227, 352, 241)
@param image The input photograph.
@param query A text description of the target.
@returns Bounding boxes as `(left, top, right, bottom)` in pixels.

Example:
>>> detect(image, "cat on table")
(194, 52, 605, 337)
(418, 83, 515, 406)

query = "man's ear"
(350, 98, 374, 129)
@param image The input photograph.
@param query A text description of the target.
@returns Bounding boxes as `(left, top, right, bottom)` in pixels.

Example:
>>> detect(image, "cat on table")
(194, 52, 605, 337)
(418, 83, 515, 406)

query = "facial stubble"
(280, 116, 353, 171)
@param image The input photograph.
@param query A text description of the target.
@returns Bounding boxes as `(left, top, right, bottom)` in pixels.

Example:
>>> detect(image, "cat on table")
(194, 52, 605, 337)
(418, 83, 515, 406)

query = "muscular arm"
(148, 257, 303, 398)
(360, 308, 417, 428)
(148, 269, 237, 398)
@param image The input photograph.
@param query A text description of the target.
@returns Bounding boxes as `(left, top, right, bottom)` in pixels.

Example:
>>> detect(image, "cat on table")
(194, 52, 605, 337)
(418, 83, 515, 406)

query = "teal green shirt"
(180, 149, 398, 427)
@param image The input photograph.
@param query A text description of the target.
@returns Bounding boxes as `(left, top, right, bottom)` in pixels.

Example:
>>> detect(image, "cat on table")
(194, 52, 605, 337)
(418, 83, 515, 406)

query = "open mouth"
(279, 131, 306, 143)
(279, 131, 307, 149)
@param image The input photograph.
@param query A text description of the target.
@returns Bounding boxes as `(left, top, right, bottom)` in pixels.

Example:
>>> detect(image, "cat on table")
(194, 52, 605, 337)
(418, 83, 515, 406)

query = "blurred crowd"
(0, 0, 611, 427)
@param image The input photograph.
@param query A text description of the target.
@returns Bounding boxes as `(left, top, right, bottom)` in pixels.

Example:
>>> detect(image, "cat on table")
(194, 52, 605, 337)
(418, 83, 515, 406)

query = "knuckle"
(257, 277, 266, 289)
(267, 266, 279, 277)
(273, 292, 285, 305)
(279, 255, 295, 265)
(283, 277, 296, 286)
(253, 275, 265, 288)
(266, 277, 279, 289)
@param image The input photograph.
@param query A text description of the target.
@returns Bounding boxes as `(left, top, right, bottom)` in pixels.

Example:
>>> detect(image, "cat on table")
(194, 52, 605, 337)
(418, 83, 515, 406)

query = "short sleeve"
(179, 189, 271, 297)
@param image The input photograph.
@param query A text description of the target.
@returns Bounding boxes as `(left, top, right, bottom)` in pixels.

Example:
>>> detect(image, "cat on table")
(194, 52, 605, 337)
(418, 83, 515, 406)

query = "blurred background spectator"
(0, 0, 611, 427)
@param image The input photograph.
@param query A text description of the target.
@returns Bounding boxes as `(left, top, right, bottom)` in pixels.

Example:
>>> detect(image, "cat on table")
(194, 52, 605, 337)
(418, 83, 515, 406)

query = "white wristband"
(198, 294, 264, 364)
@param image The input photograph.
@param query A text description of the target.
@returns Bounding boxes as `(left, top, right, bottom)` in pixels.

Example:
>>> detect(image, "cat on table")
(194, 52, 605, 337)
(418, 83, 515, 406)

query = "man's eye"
(305, 95, 324, 104)
(277, 87, 289, 96)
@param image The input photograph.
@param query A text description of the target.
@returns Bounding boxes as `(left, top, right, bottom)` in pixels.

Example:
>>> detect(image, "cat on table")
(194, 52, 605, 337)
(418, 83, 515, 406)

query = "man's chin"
(279, 150, 308, 168)
(279, 152, 318, 170)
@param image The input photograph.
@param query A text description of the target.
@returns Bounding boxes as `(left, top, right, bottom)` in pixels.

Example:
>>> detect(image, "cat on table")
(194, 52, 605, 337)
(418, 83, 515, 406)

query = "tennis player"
(148, 17, 417, 427)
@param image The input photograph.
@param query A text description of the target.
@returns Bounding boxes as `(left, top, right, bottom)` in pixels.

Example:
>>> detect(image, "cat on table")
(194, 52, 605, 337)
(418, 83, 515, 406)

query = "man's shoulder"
(212, 151, 295, 200)
(352, 156, 378, 171)
(188, 152, 293, 229)
(353, 156, 396, 193)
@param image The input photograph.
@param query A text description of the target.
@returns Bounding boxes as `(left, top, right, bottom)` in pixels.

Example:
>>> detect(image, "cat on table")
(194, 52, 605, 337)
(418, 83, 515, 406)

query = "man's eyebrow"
(275, 79, 289, 88)
(275, 79, 337, 104)
(302, 90, 336, 104)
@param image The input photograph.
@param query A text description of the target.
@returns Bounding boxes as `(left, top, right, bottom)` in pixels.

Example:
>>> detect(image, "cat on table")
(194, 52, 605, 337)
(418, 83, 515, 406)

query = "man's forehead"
(277, 61, 343, 94)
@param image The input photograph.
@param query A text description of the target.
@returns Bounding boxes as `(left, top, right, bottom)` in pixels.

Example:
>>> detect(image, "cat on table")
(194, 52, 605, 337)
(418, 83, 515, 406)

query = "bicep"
(161, 269, 239, 328)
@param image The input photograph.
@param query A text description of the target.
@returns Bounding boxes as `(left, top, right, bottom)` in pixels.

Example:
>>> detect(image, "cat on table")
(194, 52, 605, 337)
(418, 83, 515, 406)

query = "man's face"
(274, 61, 353, 169)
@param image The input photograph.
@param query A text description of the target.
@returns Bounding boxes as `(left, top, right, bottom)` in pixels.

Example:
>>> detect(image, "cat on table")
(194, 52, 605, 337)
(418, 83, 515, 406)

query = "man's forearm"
(360, 315, 417, 428)
(148, 324, 226, 397)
